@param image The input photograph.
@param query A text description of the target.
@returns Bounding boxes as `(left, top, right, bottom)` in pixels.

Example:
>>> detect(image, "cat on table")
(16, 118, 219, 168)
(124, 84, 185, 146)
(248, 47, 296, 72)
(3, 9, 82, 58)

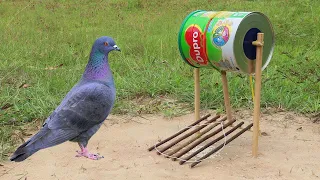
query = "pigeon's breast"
(77, 82, 115, 122)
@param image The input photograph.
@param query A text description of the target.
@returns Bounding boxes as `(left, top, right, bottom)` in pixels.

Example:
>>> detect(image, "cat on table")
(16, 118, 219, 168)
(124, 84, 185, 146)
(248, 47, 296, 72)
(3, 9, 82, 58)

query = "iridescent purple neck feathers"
(82, 49, 114, 84)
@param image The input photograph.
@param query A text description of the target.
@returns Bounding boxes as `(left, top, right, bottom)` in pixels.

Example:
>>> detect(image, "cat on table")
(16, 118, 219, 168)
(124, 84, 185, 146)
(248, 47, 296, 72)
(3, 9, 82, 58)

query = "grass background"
(0, 0, 319, 160)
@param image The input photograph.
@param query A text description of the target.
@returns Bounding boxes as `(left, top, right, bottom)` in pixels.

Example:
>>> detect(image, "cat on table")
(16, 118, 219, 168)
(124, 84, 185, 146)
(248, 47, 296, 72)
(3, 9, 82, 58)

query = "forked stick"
(252, 33, 264, 157)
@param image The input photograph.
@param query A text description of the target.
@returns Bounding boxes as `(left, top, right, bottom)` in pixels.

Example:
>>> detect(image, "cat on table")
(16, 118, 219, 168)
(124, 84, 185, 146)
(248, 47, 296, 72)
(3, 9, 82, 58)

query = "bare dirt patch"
(1, 111, 320, 180)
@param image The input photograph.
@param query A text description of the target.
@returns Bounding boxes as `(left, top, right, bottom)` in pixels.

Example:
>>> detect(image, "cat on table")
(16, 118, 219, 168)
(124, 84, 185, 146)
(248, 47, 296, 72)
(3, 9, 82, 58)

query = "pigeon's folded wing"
(45, 82, 114, 132)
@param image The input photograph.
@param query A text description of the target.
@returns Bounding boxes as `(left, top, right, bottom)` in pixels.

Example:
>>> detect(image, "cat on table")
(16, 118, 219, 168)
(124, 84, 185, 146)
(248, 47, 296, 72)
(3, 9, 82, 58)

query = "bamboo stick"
(156, 115, 220, 154)
(180, 121, 244, 165)
(194, 68, 200, 122)
(190, 123, 253, 168)
(221, 71, 232, 121)
(166, 116, 228, 158)
(147, 114, 211, 151)
(252, 33, 264, 157)
(172, 118, 235, 161)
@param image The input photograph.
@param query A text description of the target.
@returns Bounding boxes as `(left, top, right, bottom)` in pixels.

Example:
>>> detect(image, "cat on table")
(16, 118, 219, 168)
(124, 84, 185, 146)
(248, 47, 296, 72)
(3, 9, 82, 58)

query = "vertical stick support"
(221, 71, 232, 121)
(252, 33, 264, 157)
(194, 68, 200, 122)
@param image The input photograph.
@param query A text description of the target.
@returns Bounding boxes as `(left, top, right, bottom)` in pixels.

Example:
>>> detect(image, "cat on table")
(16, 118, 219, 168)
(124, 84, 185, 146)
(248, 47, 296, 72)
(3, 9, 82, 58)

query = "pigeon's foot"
(76, 147, 104, 160)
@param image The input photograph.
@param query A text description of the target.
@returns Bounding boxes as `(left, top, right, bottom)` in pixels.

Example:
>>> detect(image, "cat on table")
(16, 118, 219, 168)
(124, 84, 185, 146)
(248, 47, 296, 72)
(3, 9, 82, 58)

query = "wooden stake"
(221, 71, 232, 121)
(194, 68, 200, 122)
(252, 33, 264, 157)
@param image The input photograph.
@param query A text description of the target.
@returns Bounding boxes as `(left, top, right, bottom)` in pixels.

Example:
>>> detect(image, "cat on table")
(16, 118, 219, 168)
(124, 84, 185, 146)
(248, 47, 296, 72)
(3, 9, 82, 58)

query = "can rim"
(233, 11, 275, 74)
(177, 10, 203, 68)
(254, 12, 275, 72)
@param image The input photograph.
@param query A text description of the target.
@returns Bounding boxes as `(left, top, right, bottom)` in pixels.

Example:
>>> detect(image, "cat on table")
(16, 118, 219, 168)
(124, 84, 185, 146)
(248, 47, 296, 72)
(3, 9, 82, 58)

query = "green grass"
(0, 0, 319, 160)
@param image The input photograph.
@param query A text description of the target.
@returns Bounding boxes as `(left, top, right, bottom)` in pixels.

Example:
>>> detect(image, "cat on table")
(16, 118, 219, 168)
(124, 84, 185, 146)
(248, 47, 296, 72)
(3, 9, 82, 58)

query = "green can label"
(184, 24, 208, 65)
(178, 10, 252, 71)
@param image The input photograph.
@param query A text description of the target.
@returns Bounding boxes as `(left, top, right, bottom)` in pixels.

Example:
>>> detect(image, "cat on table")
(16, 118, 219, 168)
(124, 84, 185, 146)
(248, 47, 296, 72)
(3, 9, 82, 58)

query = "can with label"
(178, 10, 275, 74)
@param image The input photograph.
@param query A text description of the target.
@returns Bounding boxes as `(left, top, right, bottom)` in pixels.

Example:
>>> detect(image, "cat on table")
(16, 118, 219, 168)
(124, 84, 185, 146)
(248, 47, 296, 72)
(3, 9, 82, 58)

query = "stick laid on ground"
(180, 121, 244, 165)
(173, 118, 235, 161)
(147, 114, 211, 151)
(190, 123, 253, 168)
(156, 115, 221, 154)
(167, 116, 228, 158)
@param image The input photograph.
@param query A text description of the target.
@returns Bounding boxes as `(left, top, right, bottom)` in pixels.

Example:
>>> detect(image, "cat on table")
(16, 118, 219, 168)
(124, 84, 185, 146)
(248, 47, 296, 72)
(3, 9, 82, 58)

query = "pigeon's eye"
(104, 42, 109, 46)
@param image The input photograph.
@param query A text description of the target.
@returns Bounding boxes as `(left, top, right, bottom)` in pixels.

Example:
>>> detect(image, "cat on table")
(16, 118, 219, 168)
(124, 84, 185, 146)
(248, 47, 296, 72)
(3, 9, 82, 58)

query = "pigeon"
(10, 36, 120, 162)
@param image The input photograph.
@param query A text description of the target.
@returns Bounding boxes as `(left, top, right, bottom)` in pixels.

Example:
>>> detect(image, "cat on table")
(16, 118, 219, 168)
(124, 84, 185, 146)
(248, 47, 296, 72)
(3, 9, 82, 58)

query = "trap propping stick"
(156, 115, 221, 155)
(252, 33, 264, 157)
(180, 121, 244, 165)
(148, 114, 211, 151)
(166, 116, 228, 158)
(172, 118, 235, 161)
(221, 71, 233, 121)
(194, 68, 201, 122)
(190, 123, 253, 168)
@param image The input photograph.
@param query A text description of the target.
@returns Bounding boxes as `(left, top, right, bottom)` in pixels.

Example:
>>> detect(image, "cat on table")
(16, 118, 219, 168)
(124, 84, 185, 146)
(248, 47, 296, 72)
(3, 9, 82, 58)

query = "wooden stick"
(169, 116, 228, 159)
(167, 117, 227, 158)
(156, 115, 220, 154)
(180, 121, 243, 165)
(167, 116, 228, 158)
(194, 68, 200, 122)
(173, 118, 234, 161)
(252, 33, 264, 157)
(190, 123, 253, 168)
(221, 71, 232, 121)
(147, 114, 211, 151)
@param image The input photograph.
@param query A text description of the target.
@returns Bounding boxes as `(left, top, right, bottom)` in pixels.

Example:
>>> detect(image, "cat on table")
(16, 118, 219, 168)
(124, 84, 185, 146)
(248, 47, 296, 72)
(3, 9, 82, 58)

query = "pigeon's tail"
(10, 139, 38, 162)
(10, 127, 77, 162)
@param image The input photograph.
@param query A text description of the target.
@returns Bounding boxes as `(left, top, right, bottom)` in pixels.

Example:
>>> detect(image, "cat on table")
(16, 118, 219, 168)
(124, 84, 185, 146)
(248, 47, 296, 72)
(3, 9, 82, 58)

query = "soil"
(1, 110, 320, 180)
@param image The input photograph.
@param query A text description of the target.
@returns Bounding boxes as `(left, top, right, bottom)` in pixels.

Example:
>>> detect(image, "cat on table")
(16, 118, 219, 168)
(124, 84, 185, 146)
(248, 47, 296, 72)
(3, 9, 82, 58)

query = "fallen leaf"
(312, 113, 320, 123)
(19, 83, 30, 88)
(313, 118, 320, 123)
(1, 103, 13, 110)
(45, 63, 64, 70)
(261, 132, 269, 136)
(21, 131, 33, 136)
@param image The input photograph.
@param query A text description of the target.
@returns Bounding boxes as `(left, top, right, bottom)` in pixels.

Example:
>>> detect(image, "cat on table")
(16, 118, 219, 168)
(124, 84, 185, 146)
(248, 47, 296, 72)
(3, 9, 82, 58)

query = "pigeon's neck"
(82, 50, 113, 85)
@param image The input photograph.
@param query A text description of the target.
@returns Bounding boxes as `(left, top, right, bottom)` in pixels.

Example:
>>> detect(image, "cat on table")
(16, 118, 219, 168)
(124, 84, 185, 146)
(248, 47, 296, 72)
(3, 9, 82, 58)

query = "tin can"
(178, 10, 275, 74)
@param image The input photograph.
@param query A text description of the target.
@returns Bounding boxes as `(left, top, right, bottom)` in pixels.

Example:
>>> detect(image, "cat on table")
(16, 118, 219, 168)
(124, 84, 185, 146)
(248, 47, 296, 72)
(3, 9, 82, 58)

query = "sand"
(1, 110, 320, 180)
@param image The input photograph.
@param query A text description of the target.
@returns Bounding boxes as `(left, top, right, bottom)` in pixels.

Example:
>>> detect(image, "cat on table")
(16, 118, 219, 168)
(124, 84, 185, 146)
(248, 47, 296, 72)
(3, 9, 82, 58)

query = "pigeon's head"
(94, 36, 121, 55)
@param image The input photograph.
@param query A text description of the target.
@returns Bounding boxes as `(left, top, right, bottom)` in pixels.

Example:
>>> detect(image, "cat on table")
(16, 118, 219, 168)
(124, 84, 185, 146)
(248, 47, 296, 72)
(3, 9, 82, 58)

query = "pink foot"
(75, 147, 104, 160)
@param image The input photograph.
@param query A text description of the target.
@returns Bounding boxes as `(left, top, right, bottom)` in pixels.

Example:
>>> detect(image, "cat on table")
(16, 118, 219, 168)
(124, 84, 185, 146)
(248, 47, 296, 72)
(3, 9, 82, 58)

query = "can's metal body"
(178, 10, 275, 74)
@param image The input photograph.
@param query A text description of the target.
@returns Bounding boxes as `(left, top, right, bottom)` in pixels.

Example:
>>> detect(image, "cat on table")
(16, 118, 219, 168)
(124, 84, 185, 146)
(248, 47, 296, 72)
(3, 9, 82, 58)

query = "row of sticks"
(148, 114, 253, 168)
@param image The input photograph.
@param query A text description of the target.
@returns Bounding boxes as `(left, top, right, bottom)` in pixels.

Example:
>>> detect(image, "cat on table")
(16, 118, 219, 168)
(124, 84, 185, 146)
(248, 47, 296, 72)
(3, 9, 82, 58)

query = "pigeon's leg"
(75, 143, 104, 160)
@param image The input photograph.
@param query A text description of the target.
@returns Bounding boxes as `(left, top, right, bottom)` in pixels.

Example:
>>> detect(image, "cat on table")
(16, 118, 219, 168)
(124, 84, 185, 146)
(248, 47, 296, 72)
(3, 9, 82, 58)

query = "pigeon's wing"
(46, 82, 115, 132)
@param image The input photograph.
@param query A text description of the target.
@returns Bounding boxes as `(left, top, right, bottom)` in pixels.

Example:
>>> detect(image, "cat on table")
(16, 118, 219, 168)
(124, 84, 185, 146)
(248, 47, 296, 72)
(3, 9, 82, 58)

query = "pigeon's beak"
(113, 45, 121, 52)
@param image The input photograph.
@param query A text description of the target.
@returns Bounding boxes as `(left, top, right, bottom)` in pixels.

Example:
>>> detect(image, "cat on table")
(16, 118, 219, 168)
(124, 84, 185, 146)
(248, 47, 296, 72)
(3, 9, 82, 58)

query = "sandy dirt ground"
(1, 110, 320, 180)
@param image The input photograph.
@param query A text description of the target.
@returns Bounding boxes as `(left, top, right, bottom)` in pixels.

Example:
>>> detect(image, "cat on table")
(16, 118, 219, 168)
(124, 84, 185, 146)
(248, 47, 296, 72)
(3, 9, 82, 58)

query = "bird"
(10, 36, 121, 162)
